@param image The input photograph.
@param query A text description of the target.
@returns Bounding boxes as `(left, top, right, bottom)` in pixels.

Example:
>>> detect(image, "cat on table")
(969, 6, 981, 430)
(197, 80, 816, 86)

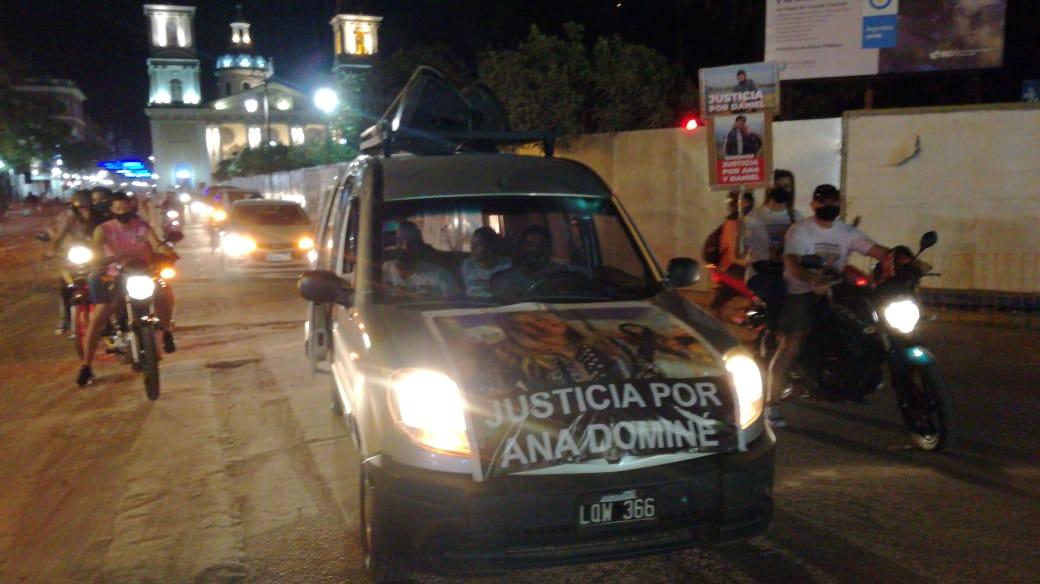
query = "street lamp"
(313, 87, 340, 162)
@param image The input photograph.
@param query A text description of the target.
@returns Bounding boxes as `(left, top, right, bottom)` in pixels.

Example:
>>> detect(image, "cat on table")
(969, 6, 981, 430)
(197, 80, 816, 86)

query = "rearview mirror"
(666, 257, 700, 287)
(919, 231, 938, 251)
(299, 270, 353, 305)
(800, 255, 825, 270)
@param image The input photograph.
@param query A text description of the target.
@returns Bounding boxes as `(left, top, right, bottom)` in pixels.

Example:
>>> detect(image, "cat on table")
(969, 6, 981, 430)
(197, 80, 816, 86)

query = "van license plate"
(577, 490, 656, 527)
(266, 252, 292, 262)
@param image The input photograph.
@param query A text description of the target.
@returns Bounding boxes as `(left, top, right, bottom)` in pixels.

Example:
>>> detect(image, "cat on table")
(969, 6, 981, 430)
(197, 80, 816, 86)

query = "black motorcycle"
(755, 231, 954, 451)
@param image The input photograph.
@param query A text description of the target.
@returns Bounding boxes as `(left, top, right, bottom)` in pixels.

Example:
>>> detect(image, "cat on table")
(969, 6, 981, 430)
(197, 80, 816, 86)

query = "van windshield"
(233, 204, 309, 226)
(373, 195, 659, 305)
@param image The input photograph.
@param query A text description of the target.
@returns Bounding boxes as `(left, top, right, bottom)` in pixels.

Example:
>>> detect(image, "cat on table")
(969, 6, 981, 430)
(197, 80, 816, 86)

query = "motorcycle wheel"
(896, 365, 954, 452)
(138, 326, 161, 400)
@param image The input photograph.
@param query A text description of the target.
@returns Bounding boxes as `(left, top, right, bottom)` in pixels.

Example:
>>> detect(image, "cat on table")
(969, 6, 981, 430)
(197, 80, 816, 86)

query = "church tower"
(215, 5, 274, 98)
(330, 12, 382, 74)
(143, 4, 201, 105)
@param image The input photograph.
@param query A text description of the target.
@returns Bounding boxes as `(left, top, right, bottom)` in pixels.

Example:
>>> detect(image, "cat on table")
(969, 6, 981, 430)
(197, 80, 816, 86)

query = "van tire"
(360, 464, 409, 583)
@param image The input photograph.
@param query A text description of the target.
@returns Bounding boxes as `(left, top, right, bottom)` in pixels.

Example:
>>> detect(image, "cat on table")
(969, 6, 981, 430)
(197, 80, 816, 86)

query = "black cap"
(812, 184, 840, 202)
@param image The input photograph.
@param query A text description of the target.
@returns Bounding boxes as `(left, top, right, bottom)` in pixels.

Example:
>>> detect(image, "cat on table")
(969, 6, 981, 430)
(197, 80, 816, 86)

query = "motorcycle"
(96, 253, 178, 400)
(755, 231, 954, 451)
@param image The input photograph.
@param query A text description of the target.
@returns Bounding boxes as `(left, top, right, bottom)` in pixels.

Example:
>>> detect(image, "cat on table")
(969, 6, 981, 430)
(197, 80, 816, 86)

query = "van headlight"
(297, 236, 315, 250)
(125, 275, 156, 300)
(388, 369, 471, 455)
(222, 233, 257, 258)
(178, 193, 191, 204)
(724, 350, 764, 429)
(67, 245, 94, 266)
(883, 299, 920, 334)
(190, 201, 211, 216)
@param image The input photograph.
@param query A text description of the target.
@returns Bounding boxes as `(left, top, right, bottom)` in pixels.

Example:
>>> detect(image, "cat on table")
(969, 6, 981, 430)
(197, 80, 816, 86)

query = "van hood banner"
(426, 302, 739, 481)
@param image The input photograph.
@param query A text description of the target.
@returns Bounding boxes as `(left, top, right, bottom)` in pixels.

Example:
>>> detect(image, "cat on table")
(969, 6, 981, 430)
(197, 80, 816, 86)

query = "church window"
(169, 79, 183, 103)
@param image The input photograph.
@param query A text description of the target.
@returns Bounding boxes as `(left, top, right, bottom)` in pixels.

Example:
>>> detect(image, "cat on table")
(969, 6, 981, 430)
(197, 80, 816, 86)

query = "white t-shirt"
(460, 257, 511, 298)
(382, 260, 461, 297)
(783, 218, 875, 294)
(745, 205, 803, 279)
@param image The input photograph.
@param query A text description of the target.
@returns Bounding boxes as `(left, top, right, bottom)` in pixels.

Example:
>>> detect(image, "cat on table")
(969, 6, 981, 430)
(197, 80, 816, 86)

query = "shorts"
(88, 273, 118, 304)
(776, 292, 825, 334)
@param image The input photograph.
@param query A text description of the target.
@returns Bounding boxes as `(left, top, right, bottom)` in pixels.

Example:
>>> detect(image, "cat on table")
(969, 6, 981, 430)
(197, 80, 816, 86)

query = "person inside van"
(490, 225, 574, 301)
(460, 227, 511, 298)
(382, 220, 461, 298)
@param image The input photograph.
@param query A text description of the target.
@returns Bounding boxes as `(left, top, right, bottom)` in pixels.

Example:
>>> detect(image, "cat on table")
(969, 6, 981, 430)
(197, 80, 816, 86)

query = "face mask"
(94, 202, 109, 214)
(115, 212, 135, 224)
(814, 205, 840, 221)
(771, 188, 791, 204)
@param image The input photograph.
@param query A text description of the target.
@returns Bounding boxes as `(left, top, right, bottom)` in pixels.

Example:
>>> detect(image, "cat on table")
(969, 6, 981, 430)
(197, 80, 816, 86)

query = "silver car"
(219, 199, 314, 272)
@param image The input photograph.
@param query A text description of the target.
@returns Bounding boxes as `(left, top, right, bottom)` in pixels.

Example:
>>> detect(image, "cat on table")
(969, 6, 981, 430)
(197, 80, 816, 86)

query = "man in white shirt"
(745, 179, 803, 327)
(766, 185, 889, 427)
(382, 221, 461, 298)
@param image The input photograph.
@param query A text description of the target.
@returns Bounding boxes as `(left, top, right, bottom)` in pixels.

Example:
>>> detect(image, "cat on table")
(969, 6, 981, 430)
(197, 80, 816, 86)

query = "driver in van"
(382, 221, 461, 298)
(490, 225, 573, 301)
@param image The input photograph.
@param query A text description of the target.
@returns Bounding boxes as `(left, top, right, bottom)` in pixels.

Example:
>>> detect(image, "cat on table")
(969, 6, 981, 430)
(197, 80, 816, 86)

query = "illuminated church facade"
(144, 4, 380, 189)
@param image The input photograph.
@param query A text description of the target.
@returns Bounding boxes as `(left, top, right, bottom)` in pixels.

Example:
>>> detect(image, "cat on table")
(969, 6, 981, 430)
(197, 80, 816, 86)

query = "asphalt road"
(0, 221, 1037, 583)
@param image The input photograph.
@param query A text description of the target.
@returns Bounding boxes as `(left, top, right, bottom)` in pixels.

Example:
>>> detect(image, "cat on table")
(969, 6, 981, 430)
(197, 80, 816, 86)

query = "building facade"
(144, 4, 331, 190)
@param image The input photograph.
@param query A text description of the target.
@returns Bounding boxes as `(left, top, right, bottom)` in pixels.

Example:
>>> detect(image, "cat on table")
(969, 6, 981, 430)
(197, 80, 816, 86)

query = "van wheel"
(360, 464, 408, 583)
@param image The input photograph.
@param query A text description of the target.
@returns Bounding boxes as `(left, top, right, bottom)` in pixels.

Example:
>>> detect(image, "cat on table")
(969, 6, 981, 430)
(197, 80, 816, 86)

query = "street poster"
(707, 112, 772, 190)
(699, 62, 781, 116)
(766, 0, 1007, 81)
(424, 302, 739, 481)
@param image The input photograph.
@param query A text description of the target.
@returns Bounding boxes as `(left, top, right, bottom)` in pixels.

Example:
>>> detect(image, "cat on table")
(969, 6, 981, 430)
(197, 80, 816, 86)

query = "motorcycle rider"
(45, 190, 100, 335)
(709, 191, 754, 318)
(766, 185, 889, 426)
(745, 171, 803, 328)
(77, 191, 178, 386)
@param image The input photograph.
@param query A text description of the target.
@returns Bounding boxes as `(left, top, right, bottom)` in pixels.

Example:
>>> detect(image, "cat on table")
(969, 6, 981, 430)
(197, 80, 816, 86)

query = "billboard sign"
(766, 0, 1007, 80)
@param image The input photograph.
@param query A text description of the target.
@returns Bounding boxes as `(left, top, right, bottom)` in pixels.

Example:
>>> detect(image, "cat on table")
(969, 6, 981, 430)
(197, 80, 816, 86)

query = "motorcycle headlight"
(166, 210, 180, 219)
(159, 267, 176, 280)
(297, 236, 315, 251)
(222, 233, 257, 258)
(212, 209, 228, 222)
(388, 369, 471, 455)
(125, 275, 156, 300)
(724, 350, 764, 429)
(178, 193, 191, 204)
(883, 299, 920, 334)
(67, 245, 94, 266)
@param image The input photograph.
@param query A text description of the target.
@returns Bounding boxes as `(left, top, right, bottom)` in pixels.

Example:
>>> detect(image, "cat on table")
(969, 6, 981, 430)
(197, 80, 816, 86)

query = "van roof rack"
(359, 66, 556, 158)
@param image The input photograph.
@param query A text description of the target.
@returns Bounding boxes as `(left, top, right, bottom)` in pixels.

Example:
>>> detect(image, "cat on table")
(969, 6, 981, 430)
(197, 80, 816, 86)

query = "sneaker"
(162, 330, 176, 354)
(55, 319, 70, 336)
(766, 405, 786, 428)
(76, 365, 95, 387)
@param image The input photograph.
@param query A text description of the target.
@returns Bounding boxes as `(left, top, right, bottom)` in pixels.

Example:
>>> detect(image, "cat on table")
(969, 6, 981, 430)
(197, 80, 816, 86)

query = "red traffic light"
(682, 118, 700, 132)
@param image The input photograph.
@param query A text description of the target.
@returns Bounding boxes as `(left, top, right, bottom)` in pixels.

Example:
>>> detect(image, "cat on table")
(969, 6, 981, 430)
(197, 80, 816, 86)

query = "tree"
(477, 24, 685, 136)
(0, 81, 69, 172)
(369, 44, 474, 114)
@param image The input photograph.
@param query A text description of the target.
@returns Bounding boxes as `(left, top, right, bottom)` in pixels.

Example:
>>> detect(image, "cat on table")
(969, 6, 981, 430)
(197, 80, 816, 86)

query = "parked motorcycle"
(755, 231, 954, 451)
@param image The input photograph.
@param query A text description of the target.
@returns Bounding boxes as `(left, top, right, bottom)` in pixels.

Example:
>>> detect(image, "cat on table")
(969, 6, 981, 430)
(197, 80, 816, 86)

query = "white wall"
(843, 105, 1040, 293)
(773, 118, 843, 217)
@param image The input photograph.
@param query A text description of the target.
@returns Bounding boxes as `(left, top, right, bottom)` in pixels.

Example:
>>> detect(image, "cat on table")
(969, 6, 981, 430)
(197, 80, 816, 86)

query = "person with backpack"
(745, 170, 803, 328)
(707, 191, 754, 317)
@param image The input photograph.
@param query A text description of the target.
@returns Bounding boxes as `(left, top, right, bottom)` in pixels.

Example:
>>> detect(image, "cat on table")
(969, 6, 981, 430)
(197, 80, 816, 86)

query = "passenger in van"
(460, 227, 511, 298)
(490, 225, 574, 300)
(382, 221, 461, 298)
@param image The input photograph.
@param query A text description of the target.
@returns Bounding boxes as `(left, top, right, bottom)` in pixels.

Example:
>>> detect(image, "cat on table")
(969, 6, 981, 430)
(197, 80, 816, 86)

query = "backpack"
(702, 222, 725, 266)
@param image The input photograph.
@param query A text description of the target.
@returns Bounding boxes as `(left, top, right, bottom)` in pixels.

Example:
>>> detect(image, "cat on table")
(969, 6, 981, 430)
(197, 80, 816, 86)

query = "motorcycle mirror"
(34, 232, 51, 242)
(919, 231, 938, 251)
(164, 231, 185, 244)
(800, 255, 825, 270)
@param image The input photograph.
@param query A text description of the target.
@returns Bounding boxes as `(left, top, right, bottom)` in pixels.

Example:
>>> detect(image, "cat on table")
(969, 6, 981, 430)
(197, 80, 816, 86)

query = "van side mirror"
(800, 255, 825, 270)
(919, 231, 938, 252)
(299, 270, 353, 306)
(666, 257, 700, 287)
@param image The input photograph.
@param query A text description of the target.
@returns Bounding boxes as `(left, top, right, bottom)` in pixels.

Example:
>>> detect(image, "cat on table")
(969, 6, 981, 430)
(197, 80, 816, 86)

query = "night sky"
(2, 1, 1036, 155)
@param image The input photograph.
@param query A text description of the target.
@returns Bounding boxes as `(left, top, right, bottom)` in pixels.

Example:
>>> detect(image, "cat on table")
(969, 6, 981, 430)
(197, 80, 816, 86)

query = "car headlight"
(166, 209, 180, 219)
(67, 245, 94, 266)
(297, 236, 315, 251)
(178, 193, 191, 204)
(190, 201, 211, 216)
(388, 369, 471, 455)
(883, 299, 920, 334)
(125, 275, 156, 300)
(212, 209, 228, 222)
(222, 233, 257, 258)
(724, 350, 764, 429)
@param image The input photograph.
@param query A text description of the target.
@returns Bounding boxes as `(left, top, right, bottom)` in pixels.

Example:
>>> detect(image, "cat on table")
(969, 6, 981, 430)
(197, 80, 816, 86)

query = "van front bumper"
(365, 428, 774, 576)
